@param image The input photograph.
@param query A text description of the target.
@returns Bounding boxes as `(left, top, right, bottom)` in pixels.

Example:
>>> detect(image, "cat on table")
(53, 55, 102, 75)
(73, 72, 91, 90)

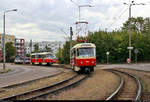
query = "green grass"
(0, 68, 11, 74)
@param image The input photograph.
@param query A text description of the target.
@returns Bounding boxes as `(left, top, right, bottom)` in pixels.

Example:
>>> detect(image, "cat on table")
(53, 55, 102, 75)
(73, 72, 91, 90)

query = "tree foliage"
(33, 43, 39, 53)
(5, 42, 16, 62)
(57, 17, 150, 64)
(45, 45, 53, 53)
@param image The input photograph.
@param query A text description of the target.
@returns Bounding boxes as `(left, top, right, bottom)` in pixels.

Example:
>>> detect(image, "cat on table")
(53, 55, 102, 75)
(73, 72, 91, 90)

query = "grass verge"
(0, 69, 11, 74)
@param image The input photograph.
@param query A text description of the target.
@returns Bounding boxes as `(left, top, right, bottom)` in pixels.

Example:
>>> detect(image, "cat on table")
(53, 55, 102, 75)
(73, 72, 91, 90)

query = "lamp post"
(124, 1, 145, 63)
(3, 9, 17, 70)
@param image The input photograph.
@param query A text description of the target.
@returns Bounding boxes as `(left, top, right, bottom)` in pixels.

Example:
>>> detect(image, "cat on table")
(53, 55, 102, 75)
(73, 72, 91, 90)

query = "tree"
(57, 40, 78, 64)
(143, 18, 150, 35)
(5, 42, 16, 62)
(56, 47, 63, 62)
(58, 16, 150, 64)
(122, 17, 144, 34)
(26, 54, 31, 57)
(33, 43, 39, 53)
(45, 45, 53, 53)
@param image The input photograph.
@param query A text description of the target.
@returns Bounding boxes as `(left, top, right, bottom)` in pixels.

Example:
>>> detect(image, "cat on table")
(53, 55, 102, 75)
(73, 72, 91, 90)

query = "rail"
(105, 69, 142, 100)
(105, 70, 124, 100)
(0, 74, 88, 100)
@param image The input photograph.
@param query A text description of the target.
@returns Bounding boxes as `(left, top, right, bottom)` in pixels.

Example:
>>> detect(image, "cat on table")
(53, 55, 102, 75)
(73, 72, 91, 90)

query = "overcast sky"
(0, 0, 150, 42)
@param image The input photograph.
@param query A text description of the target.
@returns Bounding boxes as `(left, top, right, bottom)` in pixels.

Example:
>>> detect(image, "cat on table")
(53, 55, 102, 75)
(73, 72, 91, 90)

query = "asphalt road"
(0, 63, 62, 88)
(96, 63, 150, 71)
(1, 63, 150, 88)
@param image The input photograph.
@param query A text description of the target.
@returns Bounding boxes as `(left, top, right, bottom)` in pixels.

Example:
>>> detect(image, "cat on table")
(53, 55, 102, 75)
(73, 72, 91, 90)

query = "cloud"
(0, 0, 149, 42)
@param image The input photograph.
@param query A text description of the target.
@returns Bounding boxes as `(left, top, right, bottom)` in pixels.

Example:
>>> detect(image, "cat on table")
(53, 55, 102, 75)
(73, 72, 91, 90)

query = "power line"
(107, 7, 128, 30)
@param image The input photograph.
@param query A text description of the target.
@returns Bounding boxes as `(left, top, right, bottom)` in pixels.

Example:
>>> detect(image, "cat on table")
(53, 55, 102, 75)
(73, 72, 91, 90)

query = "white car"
(25, 57, 31, 64)
(14, 57, 23, 64)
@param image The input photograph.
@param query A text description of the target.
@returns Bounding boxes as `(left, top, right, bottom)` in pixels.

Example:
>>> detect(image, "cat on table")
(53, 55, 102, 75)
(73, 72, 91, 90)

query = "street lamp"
(3, 9, 17, 70)
(70, 0, 93, 21)
(124, 1, 145, 63)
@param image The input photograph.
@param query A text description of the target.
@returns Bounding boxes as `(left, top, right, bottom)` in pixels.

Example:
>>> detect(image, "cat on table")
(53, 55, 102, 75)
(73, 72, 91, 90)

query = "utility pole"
(70, 27, 73, 64)
(30, 39, 32, 53)
(70, 27, 73, 50)
(129, 3, 132, 63)
(58, 43, 60, 60)
(3, 13, 5, 70)
(124, 1, 145, 63)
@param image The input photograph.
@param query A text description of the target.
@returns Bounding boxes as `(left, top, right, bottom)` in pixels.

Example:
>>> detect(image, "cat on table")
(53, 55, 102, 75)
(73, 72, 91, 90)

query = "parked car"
(14, 57, 23, 64)
(25, 57, 31, 64)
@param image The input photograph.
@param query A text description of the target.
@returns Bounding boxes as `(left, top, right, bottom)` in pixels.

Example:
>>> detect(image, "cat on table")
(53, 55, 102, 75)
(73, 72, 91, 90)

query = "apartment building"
(25, 41, 65, 57)
(15, 38, 25, 57)
(0, 34, 16, 61)
(0, 34, 15, 49)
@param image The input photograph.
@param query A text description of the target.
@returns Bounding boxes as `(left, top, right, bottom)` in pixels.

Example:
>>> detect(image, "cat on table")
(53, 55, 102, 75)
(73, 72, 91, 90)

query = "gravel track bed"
(44, 69, 120, 100)
(34, 74, 86, 100)
(115, 68, 150, 100)
(0, 71, 76, 98)
(112, 71, 137, 100)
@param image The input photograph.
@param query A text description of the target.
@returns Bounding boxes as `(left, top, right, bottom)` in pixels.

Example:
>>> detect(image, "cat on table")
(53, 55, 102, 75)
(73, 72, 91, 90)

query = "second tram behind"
(31, 52, 57, 65)
(70, 43, 96, 73)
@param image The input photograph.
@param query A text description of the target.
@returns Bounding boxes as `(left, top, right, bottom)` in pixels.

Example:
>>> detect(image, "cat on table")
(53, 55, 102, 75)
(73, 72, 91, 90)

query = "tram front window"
(46, 54, 54, 58)
(77, 48, 95, 57)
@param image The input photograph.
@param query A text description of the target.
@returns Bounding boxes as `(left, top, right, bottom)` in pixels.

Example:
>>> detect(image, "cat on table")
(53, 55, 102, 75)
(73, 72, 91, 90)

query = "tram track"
(0, 70, 77, 99)
(114, 68, 150, 100)
(0, 64, 72, 90)
(0, 74, 88, 100)
(105, 69, 142, 100)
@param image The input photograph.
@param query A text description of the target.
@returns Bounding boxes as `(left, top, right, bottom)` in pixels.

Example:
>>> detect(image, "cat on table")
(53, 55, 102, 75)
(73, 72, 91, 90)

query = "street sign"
(134, 49, 139, 54)
(127, 47, 133, 50)
(106, 52, 109, 55)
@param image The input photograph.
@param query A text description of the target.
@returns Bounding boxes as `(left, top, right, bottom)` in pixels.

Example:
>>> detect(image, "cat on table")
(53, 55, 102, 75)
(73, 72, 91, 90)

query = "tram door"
(74, 49, 76, 66)
(71, 49, 76, 67)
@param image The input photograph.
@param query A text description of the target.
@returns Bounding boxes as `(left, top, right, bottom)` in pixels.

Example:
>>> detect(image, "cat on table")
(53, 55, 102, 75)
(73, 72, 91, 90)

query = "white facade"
(15, 38, 25, 57)
(25, 41, 65, 57)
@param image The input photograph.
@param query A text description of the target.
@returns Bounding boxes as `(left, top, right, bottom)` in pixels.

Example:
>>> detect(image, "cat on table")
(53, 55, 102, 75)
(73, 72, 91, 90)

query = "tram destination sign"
(81, 44, 92, 47)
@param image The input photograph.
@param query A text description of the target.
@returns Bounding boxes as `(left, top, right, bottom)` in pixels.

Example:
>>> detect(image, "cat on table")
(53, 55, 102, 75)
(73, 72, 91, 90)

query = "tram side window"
(32, 55, 35, 58)
(46, 54, 53, 58)
(41, 55, 46, 58)
(38, 55, 40, 58)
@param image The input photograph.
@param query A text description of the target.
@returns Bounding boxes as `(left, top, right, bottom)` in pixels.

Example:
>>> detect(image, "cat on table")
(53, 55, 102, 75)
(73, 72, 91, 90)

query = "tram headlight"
(92, 61, 94, 64)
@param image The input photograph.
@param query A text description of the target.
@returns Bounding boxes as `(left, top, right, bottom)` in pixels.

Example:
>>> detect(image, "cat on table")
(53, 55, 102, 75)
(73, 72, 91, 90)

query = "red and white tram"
(70, 43, 96, 73)
(31, 52, 56, 65)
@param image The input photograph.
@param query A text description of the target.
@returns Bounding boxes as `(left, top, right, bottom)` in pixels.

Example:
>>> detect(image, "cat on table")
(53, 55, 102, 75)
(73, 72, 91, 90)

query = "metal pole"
(30, 39, 32, 53)
(79, 6, 80, 21)
(59, 43, 60, 60)
(70, 27, 73, 50)
(129, 4, 132, 63)
(70, 27, 73, 64)
(135, 53, 137, 64)
(107, 55, 108, 64)
(3, 12, 6, 70)
(107, 55, 109, 64)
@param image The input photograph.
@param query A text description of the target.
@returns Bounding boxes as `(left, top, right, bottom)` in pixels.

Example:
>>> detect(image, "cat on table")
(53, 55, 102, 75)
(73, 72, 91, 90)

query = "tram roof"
(31, 52, 53, 55)
(71, 43, 96, 49)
